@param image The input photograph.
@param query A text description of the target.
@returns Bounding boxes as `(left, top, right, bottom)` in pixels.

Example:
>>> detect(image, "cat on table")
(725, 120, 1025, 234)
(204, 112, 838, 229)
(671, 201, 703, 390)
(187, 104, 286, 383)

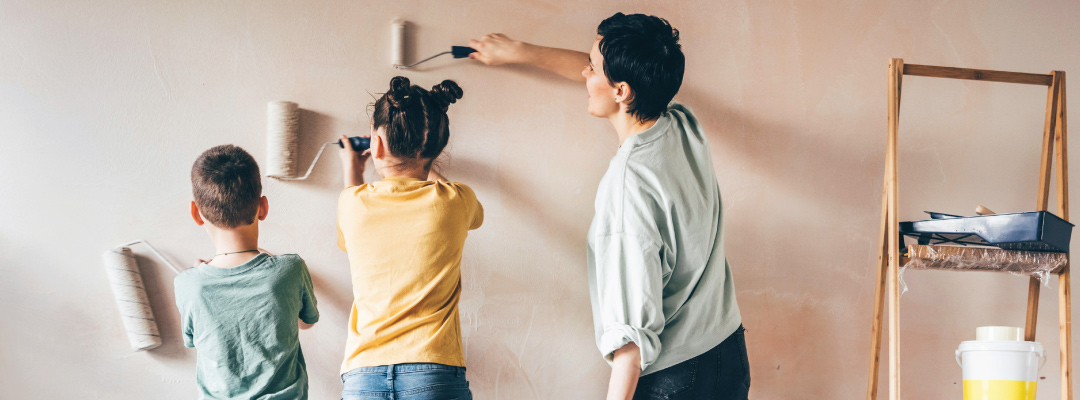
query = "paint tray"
(899, 211, 1074, 252)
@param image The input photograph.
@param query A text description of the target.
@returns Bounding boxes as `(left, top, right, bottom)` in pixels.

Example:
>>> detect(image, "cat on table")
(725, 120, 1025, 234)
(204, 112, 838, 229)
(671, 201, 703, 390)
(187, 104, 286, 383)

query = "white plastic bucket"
(956, 340, 1045, 400)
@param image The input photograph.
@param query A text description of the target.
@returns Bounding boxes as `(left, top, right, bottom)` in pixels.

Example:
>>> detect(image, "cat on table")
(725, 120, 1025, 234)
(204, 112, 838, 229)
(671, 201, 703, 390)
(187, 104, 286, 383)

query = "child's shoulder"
(339, 183, 374, 198)
(173, 266, 200, 290)
(438, 181, 481, 203)
(264, 253, 308, 272)
(439, 180, 476, 194)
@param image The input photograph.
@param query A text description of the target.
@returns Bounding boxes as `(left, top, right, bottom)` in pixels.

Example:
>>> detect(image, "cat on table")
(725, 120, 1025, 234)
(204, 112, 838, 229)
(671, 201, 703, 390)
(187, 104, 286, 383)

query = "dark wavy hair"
(371, 76, 463, 167)
(597, 13, 684, 122)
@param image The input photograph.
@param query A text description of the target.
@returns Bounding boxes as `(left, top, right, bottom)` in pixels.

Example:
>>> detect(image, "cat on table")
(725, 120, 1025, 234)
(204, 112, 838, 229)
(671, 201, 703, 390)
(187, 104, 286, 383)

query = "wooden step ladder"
(865, 58, 1072, 400)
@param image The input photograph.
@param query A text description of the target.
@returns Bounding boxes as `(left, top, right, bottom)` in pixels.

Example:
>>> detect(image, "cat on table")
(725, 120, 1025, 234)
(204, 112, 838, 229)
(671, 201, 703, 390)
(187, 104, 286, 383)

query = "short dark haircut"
(597, 13, 685, 122)
(371, 76, 464, 167)
(190, 145, 262, 228)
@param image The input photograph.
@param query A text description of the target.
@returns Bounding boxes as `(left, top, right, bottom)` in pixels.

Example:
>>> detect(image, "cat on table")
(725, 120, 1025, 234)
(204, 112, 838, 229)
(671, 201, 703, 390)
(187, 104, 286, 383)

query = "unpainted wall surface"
(2, 0, 1080, 398)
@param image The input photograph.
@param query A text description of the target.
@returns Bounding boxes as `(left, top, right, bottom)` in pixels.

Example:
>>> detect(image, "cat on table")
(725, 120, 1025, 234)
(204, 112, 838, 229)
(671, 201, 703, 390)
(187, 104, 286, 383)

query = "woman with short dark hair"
(470, 12, 750, 400)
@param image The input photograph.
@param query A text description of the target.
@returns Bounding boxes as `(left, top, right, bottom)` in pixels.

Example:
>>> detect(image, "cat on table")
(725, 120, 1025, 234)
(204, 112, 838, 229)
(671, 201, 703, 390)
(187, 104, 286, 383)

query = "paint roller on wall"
(102, 240, 183, 351)
(391, 19, 476, 69)
(264, 20, 474, 180)
(265, 101, 370, 181)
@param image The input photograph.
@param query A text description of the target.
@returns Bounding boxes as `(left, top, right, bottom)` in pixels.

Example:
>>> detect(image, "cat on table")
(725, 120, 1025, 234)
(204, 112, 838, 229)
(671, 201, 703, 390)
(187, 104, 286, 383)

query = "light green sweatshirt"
(587, 102, 742, 375)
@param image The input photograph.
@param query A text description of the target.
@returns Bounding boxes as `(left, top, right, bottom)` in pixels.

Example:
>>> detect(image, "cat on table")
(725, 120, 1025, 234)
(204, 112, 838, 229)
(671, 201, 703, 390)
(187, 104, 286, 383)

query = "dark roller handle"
(452, 46, 477, 58)
(337, 136, 371, 151)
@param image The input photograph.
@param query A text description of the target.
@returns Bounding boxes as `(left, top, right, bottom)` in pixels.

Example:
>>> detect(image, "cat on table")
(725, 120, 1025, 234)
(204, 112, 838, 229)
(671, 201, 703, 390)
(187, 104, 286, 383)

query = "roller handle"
(337, 136, 371, 151)
(452, 46, 477, 58)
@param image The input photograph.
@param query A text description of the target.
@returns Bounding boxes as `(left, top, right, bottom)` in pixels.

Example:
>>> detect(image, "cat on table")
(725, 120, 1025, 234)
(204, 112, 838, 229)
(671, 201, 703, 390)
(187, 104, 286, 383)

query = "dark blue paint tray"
(899, 211, 1074, 252)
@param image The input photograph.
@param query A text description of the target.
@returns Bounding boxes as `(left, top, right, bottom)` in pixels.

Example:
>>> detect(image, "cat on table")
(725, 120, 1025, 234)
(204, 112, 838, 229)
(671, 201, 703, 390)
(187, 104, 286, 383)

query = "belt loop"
(386, 365, 394, 382)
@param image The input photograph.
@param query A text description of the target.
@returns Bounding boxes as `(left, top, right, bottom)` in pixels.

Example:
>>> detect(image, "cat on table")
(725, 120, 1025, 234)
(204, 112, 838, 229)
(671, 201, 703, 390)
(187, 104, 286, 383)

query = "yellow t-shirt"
(336, 176, 483, 373)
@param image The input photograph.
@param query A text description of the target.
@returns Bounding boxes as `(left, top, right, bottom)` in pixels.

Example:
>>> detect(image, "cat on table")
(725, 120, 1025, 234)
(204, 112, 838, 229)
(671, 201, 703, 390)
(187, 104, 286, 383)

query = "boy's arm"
(297, 258, 320, 327)
(468, 33, 589, 83)
(173, 278, 196, 348)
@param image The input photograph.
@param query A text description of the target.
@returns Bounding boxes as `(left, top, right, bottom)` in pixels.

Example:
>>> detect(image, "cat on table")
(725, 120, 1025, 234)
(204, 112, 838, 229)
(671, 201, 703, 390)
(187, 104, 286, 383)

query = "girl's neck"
(378, 159, 430, 181)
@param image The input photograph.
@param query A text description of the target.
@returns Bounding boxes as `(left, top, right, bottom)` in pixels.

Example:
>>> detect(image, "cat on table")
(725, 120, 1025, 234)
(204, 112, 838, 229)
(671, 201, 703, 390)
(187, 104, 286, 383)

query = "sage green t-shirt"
(174, 253, 319, 400)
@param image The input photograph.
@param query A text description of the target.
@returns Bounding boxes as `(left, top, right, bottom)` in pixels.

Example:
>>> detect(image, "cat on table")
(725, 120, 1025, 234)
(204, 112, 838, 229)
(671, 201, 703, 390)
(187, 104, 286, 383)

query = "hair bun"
(387, 76, 412, 108)
(429, 80, 463, 111)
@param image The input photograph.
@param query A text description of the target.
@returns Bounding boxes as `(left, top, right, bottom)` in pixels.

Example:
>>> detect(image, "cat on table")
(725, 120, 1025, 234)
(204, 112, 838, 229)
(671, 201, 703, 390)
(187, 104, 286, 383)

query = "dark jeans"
(340, 363, 472, 400)
(634, 325, 751, 400)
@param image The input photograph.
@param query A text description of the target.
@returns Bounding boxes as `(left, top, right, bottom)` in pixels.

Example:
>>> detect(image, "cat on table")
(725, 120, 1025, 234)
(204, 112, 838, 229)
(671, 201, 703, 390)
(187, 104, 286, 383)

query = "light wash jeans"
(341, 363, 472, 400)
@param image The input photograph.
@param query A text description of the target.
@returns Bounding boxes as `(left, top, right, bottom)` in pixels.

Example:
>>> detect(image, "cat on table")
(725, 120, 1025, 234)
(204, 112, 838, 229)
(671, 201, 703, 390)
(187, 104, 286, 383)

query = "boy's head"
(583, 13, 684, 122)
(190, 145, 266, 229)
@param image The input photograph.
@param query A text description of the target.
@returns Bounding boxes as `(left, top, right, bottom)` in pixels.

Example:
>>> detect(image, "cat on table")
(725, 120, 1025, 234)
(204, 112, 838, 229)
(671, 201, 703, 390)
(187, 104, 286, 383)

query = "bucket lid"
(976, 326, 1023, 341)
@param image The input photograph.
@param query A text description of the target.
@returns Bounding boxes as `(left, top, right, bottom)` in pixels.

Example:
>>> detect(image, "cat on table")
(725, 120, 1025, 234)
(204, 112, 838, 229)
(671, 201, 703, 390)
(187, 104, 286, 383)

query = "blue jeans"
(341, 363, 472, 400)
(633, 325, 751, 400)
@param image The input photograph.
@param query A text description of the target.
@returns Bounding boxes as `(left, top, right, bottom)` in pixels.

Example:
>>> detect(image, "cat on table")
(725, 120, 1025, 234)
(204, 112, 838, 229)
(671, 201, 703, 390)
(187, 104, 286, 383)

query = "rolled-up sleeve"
(593, 232, 666, 371)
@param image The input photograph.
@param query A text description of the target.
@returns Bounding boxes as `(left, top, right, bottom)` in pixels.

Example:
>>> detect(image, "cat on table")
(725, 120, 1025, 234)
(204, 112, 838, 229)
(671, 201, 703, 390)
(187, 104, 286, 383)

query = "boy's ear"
(257, 196, 269, 221)
(372, 135, 386, 160)
(190, 201, 205, 226)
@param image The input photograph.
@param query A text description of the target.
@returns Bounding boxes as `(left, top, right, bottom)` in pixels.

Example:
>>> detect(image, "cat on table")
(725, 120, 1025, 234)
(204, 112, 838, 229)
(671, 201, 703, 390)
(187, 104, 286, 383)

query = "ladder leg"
(867, 184, 890, 400)
(1026, 279, 1041, 341)
(887, 58, 904, 400)
(1053, 72, 1071, 400)
(1060, 262, 1073, 400)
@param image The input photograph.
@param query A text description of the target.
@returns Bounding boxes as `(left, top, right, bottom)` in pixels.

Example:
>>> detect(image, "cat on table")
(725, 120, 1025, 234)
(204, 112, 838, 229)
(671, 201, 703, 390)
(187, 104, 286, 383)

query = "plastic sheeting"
(900, 244, 1067, 293)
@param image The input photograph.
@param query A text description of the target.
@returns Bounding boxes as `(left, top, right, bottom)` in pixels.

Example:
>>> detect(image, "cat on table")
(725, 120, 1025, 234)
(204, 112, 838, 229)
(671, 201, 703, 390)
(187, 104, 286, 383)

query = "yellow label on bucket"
(963, 380, 1036, 400)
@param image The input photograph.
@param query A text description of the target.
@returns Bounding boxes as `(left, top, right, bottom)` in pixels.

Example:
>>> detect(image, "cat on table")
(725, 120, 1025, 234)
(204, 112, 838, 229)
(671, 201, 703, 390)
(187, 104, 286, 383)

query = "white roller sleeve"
(266, 101, 301, 178)
(102, 247, 163, 351)
(391, 20, 405, 67)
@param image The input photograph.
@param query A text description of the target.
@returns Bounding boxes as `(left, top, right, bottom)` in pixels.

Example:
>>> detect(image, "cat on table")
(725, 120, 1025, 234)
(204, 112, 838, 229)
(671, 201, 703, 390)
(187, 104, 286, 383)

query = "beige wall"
(2, 0, 1079, 398)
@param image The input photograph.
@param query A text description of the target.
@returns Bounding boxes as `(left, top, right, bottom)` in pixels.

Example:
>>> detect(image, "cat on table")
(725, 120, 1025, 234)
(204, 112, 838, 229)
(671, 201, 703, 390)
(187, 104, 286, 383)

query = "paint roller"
(102, 240, 183, 351)
(265, 100, 371, 181)
(391, 19, 476, 69)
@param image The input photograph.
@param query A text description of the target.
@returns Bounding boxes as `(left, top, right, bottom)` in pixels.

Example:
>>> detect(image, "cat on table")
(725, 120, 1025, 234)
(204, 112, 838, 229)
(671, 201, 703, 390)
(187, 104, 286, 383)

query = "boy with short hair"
(175, 144, 320, 399)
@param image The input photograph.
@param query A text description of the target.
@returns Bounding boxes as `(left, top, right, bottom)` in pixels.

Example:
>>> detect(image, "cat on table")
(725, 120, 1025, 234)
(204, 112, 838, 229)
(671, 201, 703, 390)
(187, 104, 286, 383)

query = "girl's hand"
(337, 135, 371, 165)
(339, 134, 370, 187)
(468, 33, 529, 66)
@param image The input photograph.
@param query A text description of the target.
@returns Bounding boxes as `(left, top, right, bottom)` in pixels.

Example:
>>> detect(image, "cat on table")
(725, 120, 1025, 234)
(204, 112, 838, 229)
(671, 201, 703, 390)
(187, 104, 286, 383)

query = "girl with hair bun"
(335, 76, 481, 400)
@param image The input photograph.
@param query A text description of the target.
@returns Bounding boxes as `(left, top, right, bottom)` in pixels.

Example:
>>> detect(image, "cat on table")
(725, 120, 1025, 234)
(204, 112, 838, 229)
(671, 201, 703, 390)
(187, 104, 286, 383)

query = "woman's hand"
(468, 33, 588, 83)
(468, 33, 530, 66)
(339, 134, 370, 188)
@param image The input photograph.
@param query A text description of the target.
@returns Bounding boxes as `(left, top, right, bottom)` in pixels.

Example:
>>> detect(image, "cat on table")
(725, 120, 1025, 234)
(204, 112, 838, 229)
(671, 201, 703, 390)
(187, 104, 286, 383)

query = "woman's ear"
(614, 82, 631, 104)
(190, 201, 205, 226)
